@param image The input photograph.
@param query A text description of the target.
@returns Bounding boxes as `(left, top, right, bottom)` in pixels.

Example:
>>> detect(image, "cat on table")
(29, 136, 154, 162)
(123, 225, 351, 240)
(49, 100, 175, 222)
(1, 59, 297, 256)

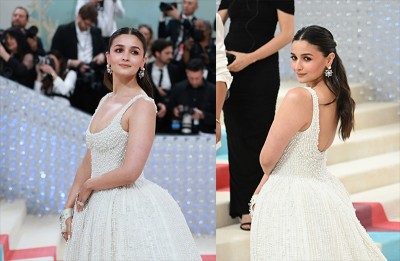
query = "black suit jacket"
(50, 22, 105, 60)
(158, 16, 197, 46)
(168, 79, 216, 133)
(147, 61, 184, 103)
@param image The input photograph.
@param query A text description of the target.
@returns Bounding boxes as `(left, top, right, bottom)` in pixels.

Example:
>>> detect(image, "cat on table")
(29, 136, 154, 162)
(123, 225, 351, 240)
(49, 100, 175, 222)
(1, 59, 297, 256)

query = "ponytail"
(324, 54, 355, 140)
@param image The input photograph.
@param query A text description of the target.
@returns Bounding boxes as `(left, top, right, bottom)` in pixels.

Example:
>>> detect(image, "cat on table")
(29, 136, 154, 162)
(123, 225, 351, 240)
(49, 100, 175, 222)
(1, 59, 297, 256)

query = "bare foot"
(240, 214, 251, 231)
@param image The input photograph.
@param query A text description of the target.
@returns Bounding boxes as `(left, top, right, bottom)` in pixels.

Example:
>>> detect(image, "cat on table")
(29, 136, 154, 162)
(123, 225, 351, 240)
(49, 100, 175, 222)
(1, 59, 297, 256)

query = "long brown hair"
(293, 25, 355, 140)
(103, 27, 153, 98)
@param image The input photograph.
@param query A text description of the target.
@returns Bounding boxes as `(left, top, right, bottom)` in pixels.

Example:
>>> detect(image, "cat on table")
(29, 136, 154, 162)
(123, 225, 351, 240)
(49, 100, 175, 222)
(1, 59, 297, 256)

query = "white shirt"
(75, 0, 125, 37)
(151, 64, 172, 91)
(216, 13, 232, 89)
(75, 22, 93, 63)
(34, 70, 77, 106)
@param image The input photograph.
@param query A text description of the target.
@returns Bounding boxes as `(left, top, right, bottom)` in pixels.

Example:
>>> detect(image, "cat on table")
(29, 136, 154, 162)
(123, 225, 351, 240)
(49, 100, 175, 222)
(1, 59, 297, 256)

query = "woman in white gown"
(249, 25, 386, 260)
(59, 27, 201, 261)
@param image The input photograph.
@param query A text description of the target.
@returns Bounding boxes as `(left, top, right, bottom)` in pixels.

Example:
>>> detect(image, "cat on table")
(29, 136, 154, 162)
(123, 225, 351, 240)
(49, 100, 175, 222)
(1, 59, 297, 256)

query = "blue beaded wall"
(0, 76, 215, 236)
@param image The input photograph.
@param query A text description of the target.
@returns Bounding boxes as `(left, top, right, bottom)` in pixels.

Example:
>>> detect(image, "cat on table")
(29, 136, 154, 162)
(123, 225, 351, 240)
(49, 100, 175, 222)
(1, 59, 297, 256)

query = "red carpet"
(354, 202, 400, 232)
(0, 234, 215, 261)
(216, 163, 230, 190)
(201, 254, 216, 261)
(0, 234, 56, 261)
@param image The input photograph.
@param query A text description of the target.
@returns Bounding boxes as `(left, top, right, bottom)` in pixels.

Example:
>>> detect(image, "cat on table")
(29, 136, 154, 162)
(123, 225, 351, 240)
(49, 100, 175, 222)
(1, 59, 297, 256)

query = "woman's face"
(290, 40, 332, 86)
(4, 34, 18, 53)
(138, 27, 151, 44)
(106, 34, 146, 78)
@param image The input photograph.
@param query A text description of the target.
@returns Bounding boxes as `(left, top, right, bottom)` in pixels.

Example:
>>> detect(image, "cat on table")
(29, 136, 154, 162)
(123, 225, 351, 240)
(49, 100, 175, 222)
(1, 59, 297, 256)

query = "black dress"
(218, 0, 294, 218)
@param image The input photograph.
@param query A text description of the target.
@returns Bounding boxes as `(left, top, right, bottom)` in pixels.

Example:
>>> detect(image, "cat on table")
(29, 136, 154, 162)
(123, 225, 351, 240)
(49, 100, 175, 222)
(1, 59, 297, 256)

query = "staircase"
(0, 199, 216, 261)
(216, 82, 400, 261)
(0, 199, 59, 261)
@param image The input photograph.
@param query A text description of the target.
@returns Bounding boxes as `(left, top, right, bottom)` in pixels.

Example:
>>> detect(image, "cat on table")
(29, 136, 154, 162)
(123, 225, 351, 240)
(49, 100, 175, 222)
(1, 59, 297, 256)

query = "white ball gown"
(250, 87, 386, 260)
(64, 93, 201, 261)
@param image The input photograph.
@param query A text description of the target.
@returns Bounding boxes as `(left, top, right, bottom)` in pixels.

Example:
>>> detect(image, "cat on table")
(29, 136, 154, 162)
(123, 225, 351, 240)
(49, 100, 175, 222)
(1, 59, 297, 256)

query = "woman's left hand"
(226, 50, 253, 72)
(76, 181, 93, 212)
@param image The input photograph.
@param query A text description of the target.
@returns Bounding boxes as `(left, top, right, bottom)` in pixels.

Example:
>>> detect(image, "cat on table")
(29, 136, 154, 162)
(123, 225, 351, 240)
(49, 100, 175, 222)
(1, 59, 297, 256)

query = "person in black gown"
(218, 0, 294, 230)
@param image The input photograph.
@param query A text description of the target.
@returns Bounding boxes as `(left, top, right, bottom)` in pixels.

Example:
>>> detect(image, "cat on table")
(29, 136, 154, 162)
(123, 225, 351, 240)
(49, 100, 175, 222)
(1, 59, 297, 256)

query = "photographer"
(0, 27, 35, 88)
(158, 0, 198, 63)
(10, 6, 45, 56)
(34, 50, 77, 106)
(168, 58, 215, 134)
(51, 3, 106, 114)
(182, 19, 215, 83)
(75, 0, 125, 46)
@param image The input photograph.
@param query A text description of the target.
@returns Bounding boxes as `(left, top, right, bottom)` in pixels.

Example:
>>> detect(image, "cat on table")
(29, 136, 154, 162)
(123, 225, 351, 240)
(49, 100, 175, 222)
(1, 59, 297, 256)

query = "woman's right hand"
(62, 216, 72, 241)
(226, 50, 254, 73)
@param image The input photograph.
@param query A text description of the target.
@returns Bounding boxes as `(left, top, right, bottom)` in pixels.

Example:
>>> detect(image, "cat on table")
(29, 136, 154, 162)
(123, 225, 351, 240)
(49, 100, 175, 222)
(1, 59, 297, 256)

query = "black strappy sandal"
(240, 222, 251, 231)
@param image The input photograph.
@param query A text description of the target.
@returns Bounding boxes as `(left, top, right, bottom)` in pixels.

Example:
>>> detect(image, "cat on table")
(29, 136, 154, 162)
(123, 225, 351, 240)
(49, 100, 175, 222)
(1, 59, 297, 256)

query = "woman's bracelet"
(249, 194, 258, 218)
(216, 118, 220, 124)
(59, 208, 74, 234)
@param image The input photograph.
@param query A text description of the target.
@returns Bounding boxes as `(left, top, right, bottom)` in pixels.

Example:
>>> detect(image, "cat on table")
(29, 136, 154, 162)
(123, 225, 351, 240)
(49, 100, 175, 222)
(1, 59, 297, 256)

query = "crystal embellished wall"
(217, 0, 399, 101)
(0, 77, 215, 236)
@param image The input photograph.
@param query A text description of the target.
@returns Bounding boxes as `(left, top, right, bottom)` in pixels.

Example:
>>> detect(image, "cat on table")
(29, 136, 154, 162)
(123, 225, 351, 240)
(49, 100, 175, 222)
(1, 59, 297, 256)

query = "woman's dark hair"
(103, 27, 153, 98)
(41, 49, 68, 94)
(3, 27, 31, 60)
(293, 25, 355, 140)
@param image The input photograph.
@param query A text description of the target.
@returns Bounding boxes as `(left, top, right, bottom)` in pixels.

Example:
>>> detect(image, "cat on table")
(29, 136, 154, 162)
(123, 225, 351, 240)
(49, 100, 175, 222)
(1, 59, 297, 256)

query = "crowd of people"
(0, 0, 215, 135)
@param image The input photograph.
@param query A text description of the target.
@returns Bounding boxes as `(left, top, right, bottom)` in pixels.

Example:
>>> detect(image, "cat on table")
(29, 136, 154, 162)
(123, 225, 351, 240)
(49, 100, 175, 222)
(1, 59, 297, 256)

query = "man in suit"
(158, 0, 198, 64)
(147, 39, 183, 133)
(168, 58, 215, 134)
(9, 6, 46, 56)
(51, 3, 106, 114)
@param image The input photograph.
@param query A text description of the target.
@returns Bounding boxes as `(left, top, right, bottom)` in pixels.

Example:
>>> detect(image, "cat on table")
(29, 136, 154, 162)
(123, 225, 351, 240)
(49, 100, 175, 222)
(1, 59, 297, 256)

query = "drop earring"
(138, 67, 145, 79)
(106, 64, 112, 75)
(324, 66, 333, 78)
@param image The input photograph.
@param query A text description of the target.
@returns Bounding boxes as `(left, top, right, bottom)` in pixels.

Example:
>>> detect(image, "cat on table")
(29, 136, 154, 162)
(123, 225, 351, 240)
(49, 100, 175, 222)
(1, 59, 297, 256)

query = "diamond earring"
(138, 67, 145, 79)
(106, 64, 112, 75)
(324, 66, 333, 78)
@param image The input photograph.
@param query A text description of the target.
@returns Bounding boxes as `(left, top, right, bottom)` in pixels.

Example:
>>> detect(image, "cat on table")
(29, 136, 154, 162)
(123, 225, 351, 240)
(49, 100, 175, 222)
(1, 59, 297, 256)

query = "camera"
(180, 106, 199, 134)
(77, 62, 103, 90)
(35, 55, 56, 69)
(96, 0, 104, 11)
(159, 2, 178, 12)
(26, 26, 38, 38)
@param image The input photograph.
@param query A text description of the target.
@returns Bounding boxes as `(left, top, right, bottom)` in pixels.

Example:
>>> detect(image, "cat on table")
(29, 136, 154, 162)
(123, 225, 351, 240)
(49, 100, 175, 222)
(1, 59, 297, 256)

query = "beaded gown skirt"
(250, 88, 386, 261)
(64, 94, 201, 261)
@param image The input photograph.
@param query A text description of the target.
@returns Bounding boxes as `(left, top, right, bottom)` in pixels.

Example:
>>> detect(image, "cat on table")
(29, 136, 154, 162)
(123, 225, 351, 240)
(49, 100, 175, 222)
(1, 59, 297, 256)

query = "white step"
(354, 102, 399, 130)
(329, 151, 400, 194)
(0, 199, 27, 249)
(216, 223, 250, 261)
(328, 123, 400, 165)
(351, 183, 400, 221)
(14, 215, 61, 249)
(216, 191, 237, 229)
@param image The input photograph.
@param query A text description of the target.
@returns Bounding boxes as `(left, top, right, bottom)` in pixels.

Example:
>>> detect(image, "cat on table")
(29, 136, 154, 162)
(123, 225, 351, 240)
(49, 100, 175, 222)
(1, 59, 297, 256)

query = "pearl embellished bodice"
(86, 93, 156, 178)
(272, 87, 328, 179)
